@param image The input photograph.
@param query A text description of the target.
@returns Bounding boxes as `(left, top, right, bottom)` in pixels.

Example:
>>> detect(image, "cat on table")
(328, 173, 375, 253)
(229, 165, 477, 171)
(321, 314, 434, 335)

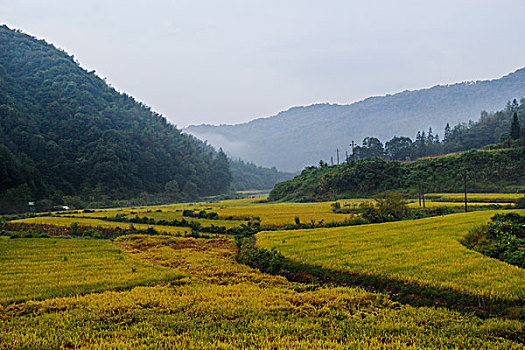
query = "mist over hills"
(185, 69, 525, 172)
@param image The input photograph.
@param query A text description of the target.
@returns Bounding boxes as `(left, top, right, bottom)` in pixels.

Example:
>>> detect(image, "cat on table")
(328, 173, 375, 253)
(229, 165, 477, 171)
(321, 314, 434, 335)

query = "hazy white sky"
(2, 0, 524, 127)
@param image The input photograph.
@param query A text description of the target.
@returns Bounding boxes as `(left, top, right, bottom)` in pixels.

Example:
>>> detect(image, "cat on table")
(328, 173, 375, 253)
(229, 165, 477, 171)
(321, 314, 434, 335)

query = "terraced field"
(406, 201, 513, 208)
(257, 209, 525, 302)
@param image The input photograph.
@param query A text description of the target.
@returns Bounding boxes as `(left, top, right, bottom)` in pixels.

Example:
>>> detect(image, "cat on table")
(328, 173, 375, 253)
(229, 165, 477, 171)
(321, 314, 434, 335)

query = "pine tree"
(510, 112, 521, 140)
(444, 123, 451, 142)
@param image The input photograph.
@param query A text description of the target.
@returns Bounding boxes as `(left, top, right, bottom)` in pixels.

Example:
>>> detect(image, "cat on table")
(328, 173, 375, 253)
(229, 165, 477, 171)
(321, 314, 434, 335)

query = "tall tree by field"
(510, 112, 521, 140)
(354, 137, 385, 160)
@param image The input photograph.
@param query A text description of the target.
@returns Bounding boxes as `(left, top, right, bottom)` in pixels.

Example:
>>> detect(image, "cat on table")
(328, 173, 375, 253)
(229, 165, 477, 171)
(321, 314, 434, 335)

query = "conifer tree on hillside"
(510, 112, 521, 140)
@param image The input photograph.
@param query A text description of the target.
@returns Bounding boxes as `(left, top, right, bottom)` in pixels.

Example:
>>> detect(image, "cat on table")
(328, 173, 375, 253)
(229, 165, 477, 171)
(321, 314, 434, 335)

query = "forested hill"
(268, 148, 525, 202)
(230, 159, 295, 191)
(0, 25, 231, 213)
(186, 68, 525, 172)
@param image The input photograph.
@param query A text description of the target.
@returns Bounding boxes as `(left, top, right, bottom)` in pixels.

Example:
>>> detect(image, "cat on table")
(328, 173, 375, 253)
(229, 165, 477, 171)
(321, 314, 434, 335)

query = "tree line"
(342, 99, 524, 162)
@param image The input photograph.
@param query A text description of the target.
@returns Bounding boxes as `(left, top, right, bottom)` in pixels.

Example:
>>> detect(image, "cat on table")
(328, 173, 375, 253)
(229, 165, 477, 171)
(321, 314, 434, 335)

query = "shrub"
(462, 212, 525, 268)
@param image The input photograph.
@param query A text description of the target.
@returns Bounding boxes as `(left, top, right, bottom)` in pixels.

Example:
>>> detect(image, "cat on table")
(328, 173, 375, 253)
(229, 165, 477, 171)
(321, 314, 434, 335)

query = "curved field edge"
(1, 234, 524, 349)
(0, 237, 183, 305)
(256, 210, 525, 304)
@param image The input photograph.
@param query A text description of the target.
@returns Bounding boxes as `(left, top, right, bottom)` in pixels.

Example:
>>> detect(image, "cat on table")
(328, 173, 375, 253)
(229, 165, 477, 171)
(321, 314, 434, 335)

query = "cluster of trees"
(0, 26, 232, 213)
(182, 210, 220, 220)
(350, 99, 524, 161)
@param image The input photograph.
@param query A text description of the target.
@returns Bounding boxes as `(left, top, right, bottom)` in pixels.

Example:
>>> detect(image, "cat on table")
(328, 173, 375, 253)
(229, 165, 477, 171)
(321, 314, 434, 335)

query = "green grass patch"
(0, 238, 182, 305)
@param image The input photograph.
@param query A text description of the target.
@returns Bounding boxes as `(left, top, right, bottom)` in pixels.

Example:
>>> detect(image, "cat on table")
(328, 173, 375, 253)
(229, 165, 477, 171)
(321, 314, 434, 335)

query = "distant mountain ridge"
(185, 68, 525, 172)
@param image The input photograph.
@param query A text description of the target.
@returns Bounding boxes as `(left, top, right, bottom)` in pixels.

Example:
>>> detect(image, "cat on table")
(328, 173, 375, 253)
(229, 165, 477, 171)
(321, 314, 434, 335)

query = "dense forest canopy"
(0, 26, 233, 213)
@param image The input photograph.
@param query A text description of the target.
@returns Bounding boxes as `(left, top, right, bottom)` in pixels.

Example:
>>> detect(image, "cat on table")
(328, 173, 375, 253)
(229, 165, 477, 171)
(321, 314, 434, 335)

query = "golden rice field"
(257, 209, 525, 302)
(10, 216, 193, 236)
(426, 193, 523, 202)
(49, 198, 370, 226)
(30, 193, 518, 231)
(212, 201, 360, 226)
(406, 201, 513, 208)
(1, 234, 523, 349)
(0, 237, 181, 305)
(55, 208, 246, 229)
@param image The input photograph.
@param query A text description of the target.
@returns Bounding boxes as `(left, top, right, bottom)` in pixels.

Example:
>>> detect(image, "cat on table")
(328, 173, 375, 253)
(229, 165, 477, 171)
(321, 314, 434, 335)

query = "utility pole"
(418, 183, 421, 207)
(422, 184, 426, 208)
(345, 151, 349, 163)
(336, 148, 339, 164)
(463, 171, 468, 212)
(330, 156, 334, 166)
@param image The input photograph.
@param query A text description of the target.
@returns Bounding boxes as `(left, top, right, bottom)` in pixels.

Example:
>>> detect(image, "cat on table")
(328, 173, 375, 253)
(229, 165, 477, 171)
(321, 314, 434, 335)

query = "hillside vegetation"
(186, 69, 525, 171)
(268, 148, 525, 202)
(0, 25, 232, 213)
(230, 159, 295, 191)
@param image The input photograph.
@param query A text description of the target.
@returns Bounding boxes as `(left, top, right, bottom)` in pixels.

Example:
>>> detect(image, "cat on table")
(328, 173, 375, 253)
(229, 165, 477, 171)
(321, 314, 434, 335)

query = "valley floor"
(1, 196, 524, 349)
(0, 234, 523, 349)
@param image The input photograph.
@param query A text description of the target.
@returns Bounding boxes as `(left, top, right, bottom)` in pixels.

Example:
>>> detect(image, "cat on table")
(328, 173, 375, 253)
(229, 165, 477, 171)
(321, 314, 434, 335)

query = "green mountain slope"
(186, 69, 525, 172)
(0, 26, 231, 213)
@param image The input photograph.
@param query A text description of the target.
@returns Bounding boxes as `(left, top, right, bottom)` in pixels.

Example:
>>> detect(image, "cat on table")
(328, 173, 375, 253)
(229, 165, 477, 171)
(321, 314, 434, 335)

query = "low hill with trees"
(268, 148, 525, 202)
(352, 100, 524, 161)
(230, 159, 295, 191)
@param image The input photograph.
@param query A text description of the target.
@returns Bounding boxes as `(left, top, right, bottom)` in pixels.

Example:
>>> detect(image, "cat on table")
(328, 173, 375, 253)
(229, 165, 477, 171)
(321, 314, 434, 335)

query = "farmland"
(0, 237, 181, 304)
(12, 193, 516, 231)
(425, 193, 523, 203)
(1, 195, 525, 348)
(13, 198, 366, 228)
(256, 209, 525, 302)
(9, 216, 193, 236)
(1, 234, 524, 349)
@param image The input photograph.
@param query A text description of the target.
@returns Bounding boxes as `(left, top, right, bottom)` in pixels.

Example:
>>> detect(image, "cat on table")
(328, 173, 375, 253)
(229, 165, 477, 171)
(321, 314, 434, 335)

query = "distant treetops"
(349, 99, 524, 162)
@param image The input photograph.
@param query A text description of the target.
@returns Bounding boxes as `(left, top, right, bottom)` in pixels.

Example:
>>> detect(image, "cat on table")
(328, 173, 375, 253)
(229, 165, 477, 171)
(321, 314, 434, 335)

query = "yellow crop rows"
(1, 234, 523, 349)
(0, 237, 181, 305)
(426, 193, 523, 202)
(10, 216, 192, 236)
(257, 209, 525, 301)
